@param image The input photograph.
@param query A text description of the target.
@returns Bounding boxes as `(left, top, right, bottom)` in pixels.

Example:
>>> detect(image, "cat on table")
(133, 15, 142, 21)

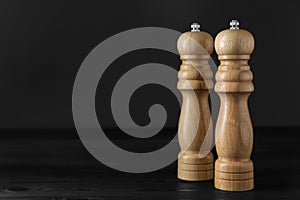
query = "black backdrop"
(1, 0, 299, 130)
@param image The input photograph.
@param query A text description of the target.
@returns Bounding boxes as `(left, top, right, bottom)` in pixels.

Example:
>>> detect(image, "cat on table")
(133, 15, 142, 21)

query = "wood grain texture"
(0, 128, 298, 199)
(177, 30, 214, 181)
(214, 28, 255, 191)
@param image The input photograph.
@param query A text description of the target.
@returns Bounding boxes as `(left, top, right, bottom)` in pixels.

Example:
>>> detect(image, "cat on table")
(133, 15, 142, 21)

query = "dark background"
(0, 1, 299, 199)
(0, 0, 299, 130)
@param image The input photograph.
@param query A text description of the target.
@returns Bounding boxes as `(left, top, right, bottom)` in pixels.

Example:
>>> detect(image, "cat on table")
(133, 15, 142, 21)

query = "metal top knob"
(230, 20, 239, 30)
(191, 23, 200, 32)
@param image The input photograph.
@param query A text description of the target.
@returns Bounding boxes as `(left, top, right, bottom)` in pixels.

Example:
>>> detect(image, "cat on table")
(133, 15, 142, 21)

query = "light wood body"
(177, 31, 214, 181)
(214, 29, 255, 191)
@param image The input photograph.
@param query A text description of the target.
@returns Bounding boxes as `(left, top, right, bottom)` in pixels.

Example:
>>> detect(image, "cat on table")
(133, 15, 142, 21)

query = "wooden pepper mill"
(214, 20, 255, 191)
(177, 23, 214, 181)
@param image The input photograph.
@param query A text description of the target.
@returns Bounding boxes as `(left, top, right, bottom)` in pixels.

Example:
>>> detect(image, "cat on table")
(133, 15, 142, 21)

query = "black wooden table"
(0, 127, 298, 199)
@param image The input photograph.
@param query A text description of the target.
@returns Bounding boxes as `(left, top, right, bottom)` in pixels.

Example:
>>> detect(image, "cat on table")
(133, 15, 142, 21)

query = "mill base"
(214, 159, 254, 191)
(177, 152, 213, 181)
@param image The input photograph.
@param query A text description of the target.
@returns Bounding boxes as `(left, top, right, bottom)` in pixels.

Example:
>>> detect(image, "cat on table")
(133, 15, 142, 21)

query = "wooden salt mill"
(214, 20, 255, 191)
(177, 23, 214, 181)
